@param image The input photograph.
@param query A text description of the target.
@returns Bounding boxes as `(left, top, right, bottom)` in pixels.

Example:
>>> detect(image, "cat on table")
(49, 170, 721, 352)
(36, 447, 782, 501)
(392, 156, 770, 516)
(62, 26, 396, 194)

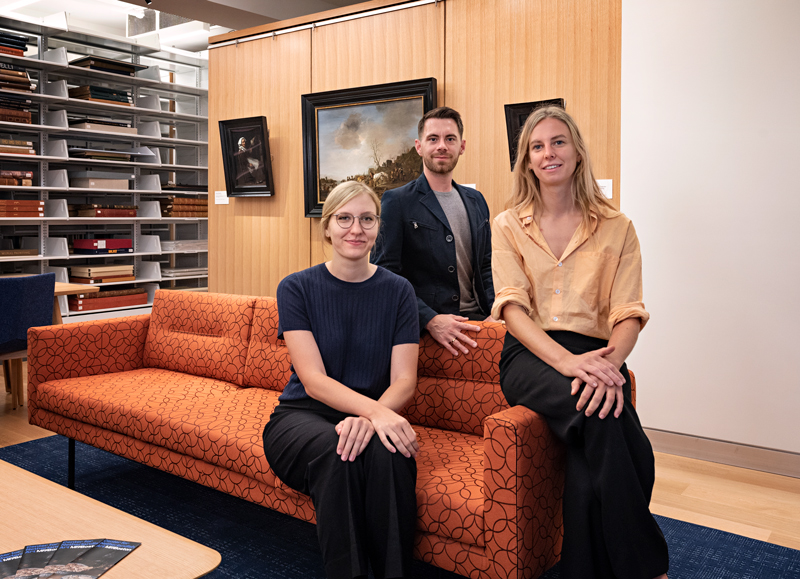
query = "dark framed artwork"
(301, 78, 437, 217)
(504, 98, 566, 171)
(219, 116, 275, 197)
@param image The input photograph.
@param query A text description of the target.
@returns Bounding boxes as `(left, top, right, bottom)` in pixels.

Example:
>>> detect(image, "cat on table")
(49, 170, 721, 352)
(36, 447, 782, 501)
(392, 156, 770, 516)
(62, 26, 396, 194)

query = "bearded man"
(371, 107, 494, 356)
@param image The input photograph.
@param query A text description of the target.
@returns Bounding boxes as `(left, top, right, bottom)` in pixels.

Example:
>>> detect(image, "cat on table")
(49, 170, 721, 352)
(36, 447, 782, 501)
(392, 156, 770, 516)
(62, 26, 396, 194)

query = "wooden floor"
(3, 364, 800, 553)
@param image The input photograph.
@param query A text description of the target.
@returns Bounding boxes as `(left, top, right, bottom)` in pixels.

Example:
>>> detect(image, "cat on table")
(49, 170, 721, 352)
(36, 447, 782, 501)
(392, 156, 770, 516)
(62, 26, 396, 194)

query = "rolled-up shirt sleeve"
(607, 221, 650, 333)
(490, 216, 534, 321)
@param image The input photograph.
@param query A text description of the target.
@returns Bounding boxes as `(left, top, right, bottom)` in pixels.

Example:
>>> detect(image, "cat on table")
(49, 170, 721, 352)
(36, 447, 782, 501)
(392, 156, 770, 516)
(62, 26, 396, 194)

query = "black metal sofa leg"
(68, 437, 75, 489)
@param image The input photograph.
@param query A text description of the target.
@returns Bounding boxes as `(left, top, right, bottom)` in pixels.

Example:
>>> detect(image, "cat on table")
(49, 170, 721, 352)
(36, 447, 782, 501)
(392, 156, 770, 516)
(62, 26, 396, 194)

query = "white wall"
(622, 0, 800, 453)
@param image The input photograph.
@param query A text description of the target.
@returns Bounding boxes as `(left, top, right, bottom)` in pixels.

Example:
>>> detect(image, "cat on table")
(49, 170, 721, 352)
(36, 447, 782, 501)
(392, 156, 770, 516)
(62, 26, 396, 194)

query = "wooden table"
(0, 460, 221, 578)
(2, 278, 99, 408)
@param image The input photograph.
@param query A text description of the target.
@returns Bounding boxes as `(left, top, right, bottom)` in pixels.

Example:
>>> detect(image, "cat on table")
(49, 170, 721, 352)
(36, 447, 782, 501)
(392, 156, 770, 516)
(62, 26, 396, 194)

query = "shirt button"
(557, 262, 563, 267)
(555, 289, 561, 294)
(451, 295, 459, 302)
(553, 317, 559, 321)
(446, 235, 454, 242)
(448, 266, 455, 273)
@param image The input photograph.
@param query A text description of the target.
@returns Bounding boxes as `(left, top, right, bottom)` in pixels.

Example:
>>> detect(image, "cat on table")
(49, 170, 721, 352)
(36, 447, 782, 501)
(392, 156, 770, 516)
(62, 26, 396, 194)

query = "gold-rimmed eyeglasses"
(332, 213, 379, 230)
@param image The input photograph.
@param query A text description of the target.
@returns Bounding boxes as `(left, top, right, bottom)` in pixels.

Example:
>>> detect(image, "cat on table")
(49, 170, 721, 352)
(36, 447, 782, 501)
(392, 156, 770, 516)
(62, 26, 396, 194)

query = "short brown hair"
(417, 106, 464, 139)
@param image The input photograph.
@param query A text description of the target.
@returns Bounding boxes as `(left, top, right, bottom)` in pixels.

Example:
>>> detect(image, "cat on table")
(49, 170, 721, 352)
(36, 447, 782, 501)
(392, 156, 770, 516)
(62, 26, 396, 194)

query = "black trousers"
(263, 398, 417, 579)
(499, 331, 669, 579)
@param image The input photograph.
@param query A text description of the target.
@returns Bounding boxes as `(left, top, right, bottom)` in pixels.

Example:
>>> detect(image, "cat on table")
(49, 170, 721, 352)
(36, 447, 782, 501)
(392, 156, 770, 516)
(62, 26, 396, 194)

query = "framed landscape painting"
(301, 78, 437, 217)
(504, 98, 566, 171)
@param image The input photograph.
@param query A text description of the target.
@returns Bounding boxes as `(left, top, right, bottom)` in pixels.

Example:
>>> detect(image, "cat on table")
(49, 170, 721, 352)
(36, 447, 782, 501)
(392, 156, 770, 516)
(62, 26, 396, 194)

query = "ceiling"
(0, 0, 365, 54)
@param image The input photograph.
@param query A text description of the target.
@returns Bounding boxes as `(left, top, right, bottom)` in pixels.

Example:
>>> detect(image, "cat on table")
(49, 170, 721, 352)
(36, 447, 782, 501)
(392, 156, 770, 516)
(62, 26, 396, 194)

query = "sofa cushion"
(144, 290, 256, 384)
(34, 367, 281, 488)
(242, 297, 293, 390)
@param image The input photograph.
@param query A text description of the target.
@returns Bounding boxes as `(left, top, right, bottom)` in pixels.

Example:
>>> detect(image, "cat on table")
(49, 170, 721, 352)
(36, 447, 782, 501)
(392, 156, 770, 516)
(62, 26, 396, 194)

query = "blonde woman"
(491, 108, 669, 579)
(263, 181, 420, 579)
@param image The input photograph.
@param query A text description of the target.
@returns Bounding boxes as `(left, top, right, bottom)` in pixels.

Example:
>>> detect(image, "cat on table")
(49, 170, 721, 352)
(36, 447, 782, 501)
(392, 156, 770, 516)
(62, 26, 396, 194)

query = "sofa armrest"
(483, 405, 565, 579)
(27, 314, 150, 389)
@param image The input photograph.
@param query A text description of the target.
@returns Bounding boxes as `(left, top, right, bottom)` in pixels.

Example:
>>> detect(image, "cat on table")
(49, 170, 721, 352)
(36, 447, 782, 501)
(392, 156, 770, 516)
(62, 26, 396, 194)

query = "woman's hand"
(557, 346, 626, 389)
(335, 416, 375, 462)
(368, 405, 419, 459)
(571, 377, 625, 419)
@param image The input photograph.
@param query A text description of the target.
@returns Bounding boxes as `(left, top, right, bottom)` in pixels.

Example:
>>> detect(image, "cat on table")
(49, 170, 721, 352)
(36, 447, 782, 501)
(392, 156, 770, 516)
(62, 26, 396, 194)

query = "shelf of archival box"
(45, 261, 162, 286)
(65, 283, 159, 316)
(0, 47, 205, 96)
(0, 235, 205, 263)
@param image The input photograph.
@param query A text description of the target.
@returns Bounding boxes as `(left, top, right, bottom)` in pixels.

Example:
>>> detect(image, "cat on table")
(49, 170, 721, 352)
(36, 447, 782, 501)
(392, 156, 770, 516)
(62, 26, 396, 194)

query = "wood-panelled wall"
(208, 0, 621, 297)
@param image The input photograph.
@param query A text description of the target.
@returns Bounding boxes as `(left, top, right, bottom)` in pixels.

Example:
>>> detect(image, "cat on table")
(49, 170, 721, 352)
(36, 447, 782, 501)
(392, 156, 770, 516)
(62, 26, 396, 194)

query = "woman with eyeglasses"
(263, 181, 420, 579)
(491, 108, 669, 579)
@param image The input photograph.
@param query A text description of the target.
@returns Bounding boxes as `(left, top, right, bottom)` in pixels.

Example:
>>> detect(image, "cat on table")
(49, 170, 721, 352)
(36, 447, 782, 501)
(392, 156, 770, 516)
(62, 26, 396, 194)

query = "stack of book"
(0, 61, 33, 93)
(68, 287, 148, 311)
(0, 31, 28, 57)
(0, 199, 44, 217)
(0, 538, 140, 578)
(68, 146, 133, 161)
(68, 170, 134, 190)
(0, 167, 34, 185)
(160, 196, 208, 217)
(72, 237, 133, 255)
(70, 264, 135, 284)
(161, 266, 208, 278)
(68, 204, 138, 218)
(160, 239, 208, 252)
(68, 84, 132, 106)
(68, 115, 138, 135)
(0, 90, 32, 123)
(70, 55, 147, 77)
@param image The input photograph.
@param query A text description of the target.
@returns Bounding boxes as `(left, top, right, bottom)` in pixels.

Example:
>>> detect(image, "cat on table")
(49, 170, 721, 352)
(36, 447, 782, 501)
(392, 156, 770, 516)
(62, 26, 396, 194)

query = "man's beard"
(423, 154, 459, 175)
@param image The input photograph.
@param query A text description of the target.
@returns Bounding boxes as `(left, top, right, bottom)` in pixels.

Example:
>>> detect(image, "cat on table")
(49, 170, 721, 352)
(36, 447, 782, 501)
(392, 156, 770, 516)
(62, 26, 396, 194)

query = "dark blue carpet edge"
(0, 435, 798, 579)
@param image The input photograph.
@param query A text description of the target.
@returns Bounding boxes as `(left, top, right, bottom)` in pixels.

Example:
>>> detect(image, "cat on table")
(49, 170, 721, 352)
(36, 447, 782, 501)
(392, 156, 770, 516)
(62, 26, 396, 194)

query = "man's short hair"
(418, 106, 464, 139)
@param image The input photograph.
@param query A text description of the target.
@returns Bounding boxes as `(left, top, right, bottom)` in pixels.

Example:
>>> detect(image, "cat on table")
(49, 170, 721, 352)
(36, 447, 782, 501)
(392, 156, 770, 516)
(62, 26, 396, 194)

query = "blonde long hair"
(509, 107, 615, 231)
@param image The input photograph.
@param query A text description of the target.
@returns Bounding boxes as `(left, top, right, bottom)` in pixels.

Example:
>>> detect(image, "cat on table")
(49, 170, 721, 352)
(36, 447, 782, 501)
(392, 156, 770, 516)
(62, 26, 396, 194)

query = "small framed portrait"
(301, 78, 437, 217)
(504, 98, 566, 171)
(219, 116, 275, 197)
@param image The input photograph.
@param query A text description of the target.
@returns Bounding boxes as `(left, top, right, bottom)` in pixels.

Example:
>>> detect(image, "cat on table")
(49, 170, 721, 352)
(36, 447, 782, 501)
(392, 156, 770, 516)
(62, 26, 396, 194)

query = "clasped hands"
(335, 407, 418, 462)
(559, 345, 626, 420)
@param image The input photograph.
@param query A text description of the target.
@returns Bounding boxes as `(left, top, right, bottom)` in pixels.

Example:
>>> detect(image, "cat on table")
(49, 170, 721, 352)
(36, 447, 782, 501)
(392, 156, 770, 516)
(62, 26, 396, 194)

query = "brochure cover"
(0, 549, 23, 577)
(63, 539, 140, 578)
(37, 539, 103, 578)
(15, 542, 60, 576)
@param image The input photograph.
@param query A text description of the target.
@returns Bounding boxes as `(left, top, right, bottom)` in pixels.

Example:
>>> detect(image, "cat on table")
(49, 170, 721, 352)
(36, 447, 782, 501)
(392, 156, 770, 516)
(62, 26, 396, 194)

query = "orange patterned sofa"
(27, 289, 567, 579)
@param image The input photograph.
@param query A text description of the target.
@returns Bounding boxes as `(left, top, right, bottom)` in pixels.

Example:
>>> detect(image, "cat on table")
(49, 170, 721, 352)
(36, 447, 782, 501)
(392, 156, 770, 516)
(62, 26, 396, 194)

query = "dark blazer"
(371, 173, 494, 333)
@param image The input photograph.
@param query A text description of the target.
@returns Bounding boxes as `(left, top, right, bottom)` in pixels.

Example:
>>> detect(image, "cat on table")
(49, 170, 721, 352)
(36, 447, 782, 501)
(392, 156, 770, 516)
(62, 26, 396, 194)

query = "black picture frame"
(504, 98, 566, 171)
(301, 78, 437, 217)
(219, 116, 275, 197)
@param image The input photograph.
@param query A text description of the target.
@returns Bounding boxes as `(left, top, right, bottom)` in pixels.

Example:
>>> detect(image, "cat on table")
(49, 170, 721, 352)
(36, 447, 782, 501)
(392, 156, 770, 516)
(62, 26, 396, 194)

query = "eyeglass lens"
(335, 213, 378, 229)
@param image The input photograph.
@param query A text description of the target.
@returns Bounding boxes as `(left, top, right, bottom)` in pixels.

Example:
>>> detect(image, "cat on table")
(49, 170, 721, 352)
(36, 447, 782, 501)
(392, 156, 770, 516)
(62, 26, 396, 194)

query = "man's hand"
(426, 314, 481, 356)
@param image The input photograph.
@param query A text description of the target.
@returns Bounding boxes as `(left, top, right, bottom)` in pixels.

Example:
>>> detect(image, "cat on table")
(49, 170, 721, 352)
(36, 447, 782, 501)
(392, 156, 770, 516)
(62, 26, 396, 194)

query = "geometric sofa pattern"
(27, 289, 633, 579)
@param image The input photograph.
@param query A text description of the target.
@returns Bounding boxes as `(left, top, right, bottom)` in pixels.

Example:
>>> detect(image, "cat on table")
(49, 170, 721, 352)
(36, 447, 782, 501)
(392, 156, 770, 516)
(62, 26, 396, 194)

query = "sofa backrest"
(143, 290, 256, 384)
(241, 297, 293, 390)
(402, 321, 510, 436)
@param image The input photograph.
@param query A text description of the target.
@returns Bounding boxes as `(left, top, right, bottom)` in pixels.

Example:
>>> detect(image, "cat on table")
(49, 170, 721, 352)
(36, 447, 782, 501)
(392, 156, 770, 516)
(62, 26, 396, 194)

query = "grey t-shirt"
(433, 188, 480, 314)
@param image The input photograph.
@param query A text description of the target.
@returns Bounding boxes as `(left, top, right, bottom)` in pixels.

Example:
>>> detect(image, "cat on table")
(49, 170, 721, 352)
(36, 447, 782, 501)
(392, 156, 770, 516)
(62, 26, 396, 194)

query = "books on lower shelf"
(0, 199, 44, 217)
(0, 538, 140, 578)
(69, 264, 135, 284)
(69, 291, 148, 311)
(160, 196, 208, 218)
(68, 205, 138, 218)
(161, 266, 208, 278)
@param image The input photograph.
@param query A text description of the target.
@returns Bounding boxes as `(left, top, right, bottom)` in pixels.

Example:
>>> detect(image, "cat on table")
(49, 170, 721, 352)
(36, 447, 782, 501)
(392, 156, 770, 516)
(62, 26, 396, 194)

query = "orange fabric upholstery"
(242, 297, 292, 390)
(27, 290, 638, 579)
(143, 291, 256, 384)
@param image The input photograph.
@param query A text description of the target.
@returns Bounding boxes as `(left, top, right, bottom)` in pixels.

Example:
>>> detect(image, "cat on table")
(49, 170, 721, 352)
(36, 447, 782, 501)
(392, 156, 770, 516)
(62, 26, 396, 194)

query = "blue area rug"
(1, 436, 798, 578)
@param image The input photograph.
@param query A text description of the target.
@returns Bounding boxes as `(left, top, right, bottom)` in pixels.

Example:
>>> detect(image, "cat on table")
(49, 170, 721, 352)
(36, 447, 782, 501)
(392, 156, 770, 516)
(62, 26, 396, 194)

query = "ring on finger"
(450, 337, 457, 343)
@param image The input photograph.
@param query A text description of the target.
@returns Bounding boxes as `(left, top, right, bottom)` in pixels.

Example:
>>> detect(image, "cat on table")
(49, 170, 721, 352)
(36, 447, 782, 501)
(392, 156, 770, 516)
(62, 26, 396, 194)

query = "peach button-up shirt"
(490, 203, 649, 340)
